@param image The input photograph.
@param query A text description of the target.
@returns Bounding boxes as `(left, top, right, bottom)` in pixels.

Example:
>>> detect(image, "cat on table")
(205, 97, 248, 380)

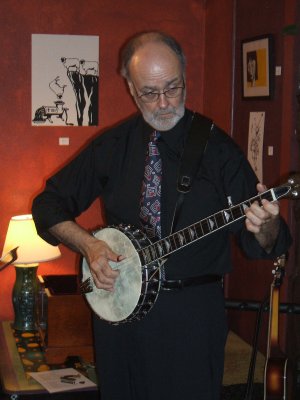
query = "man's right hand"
(86, 239, 124, 292)
(49, 221, 124, 292)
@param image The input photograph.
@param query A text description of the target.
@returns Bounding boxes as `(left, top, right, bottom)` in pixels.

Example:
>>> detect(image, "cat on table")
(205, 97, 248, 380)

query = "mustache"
(154, 108, 177, 117)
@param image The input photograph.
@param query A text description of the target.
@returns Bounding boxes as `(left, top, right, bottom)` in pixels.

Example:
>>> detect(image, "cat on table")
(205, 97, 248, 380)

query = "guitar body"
(263, 255, 296, 400)
(264, 356, 288, 399)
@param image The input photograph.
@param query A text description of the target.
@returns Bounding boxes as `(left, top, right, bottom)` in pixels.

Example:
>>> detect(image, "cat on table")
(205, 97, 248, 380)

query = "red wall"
(2, 0, 296, 357)
(203, 0, 234, 134)
(226, 0, 299, 352)
(0, 0, 207, 320)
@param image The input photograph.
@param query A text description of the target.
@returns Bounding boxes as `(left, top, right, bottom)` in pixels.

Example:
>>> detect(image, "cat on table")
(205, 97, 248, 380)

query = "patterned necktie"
(139, 131, 162, 240)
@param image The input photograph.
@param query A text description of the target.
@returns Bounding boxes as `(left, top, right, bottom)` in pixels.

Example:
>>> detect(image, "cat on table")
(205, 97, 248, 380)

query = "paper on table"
(29, 367, 97, 393)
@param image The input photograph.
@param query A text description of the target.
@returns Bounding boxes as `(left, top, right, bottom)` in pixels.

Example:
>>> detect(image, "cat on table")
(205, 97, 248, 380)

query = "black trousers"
(93, 281, 227, 400)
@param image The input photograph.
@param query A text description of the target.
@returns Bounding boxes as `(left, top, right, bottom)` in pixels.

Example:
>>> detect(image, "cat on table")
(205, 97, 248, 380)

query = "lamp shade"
(2, 214, 61, 264)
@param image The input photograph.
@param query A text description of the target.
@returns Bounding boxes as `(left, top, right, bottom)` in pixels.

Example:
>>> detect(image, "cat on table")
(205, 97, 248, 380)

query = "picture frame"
(241, 34, 273, 99)
(32, 34, 99, 127)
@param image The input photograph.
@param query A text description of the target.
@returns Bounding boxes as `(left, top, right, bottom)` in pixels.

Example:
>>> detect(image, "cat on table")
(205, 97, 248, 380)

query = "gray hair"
(120, 31, 186, 80)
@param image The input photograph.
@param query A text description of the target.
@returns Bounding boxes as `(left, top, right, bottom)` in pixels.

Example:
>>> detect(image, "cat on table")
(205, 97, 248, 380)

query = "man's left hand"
(244, 183, 280, 252)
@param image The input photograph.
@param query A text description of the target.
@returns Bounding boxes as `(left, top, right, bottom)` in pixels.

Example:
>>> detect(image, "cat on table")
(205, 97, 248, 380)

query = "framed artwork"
(242, 35, 273, 99)
(32, 34, 99, 127)
(247, 111, 265, 182)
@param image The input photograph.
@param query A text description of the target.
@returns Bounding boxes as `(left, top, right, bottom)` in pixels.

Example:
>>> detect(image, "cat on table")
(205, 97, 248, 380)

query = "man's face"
(127, 42, 186, 131)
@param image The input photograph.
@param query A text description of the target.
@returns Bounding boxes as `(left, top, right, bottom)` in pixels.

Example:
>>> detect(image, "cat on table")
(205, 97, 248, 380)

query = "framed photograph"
(242, 34, 273, 99)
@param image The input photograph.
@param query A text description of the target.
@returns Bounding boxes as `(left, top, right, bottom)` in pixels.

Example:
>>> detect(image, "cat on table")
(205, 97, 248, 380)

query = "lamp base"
(13, 264, 38, 331)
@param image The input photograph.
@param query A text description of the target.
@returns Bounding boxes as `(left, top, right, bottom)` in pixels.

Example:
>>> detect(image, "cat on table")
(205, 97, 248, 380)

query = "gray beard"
(137, 101, 186, 131)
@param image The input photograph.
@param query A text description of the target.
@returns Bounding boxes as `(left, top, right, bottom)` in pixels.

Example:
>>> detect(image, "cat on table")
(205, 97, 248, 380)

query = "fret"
(201, 219, 211, 235)
(268, 191, 274, 201)
(194, 222, 203, 237)
(231, 205, 243, 219)
(174, 232, 182, 248)
(256, 195, 263, 206)
(169, 235, 177, 251)
(242, 203, 248, 214)
(240, 203, 247, 215)
(182, 228, 191, 244)
(208, 217, 216, 231)
(162, 238, 171, 254)
(264, 191, 273, 201)
(188, 226, 196, 241)
(223, 209, 232, 223)
(215, 211, 226, 227)
(177, 231, 185, 246)
(243, 200, 252, 208)
(247, 196, 256, 206)
(154, 241, 164, 258)
(228, 207, 234, 221)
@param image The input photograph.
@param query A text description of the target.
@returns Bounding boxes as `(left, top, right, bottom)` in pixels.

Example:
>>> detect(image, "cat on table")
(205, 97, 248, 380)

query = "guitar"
(263, 255, 292, 399)
(81, 177, 299, 325)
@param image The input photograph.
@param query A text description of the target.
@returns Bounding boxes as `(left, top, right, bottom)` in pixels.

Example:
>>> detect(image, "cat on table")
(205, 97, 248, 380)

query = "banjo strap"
(170, 112, 213, 234)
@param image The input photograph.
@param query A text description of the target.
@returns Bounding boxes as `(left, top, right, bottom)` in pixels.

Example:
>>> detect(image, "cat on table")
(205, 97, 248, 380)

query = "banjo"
(81, 177, 299, 325)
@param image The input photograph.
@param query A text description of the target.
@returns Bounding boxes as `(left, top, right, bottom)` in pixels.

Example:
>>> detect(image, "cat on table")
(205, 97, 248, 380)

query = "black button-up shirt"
(32, 109, 292, 279)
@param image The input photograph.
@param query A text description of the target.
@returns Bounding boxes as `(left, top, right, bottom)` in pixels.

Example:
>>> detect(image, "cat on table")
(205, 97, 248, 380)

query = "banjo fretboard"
(138, 185, 291, 266)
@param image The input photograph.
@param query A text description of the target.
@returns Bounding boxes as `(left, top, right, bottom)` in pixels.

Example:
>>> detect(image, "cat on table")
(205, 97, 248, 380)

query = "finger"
(91, 259, 119, 279)
(106, 248, 126, 263)
(90, 264, 118, 291)
(261, 199, 279, 216)
(247, 201, 266, 218)
(249, 198, 278, 218)
(245, 212, 264, 228)
(92, 239, 123, 261)
(245, 217, 260, 233)
(92, 273, 115, 291)
(92, 272, 115, 289)
(257, 182, 267, 193)
(245, 204, 269, 227)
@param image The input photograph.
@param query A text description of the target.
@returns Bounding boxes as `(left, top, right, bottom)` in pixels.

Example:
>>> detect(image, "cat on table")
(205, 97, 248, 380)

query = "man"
(32, 31, 292, 400)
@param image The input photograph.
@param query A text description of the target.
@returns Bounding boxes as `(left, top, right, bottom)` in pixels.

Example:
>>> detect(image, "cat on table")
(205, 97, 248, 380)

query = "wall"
(203, 0, 234, 134)
(1, 0, 298, 359)
(0, 0, 207, 320)
(226, 0, 299, 354)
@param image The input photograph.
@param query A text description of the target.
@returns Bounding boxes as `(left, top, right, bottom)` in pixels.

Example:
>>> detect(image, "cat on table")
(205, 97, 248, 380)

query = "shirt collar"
(159, 108, 194, 156)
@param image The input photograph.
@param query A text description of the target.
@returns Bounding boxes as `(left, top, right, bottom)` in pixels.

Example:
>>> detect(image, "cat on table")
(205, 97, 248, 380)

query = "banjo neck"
(138, 184, 293, 266)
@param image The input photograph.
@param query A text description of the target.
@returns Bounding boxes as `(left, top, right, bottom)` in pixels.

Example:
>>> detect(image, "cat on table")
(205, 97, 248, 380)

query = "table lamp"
(2, 214, 61, 331)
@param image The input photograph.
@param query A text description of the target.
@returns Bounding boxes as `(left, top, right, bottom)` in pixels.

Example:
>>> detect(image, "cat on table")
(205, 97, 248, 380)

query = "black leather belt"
(160, 274, 222, 291)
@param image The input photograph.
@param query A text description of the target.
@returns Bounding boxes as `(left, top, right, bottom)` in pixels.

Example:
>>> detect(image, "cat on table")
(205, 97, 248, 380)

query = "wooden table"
(0, 321, 98, 399)
(0, 319, 266, 399)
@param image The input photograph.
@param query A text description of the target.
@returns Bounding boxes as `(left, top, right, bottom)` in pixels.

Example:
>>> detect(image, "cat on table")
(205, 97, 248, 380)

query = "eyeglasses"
(133, 80, 185, 103)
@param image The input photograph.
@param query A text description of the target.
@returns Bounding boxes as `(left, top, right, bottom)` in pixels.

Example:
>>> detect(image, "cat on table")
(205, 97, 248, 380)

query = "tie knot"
(150, 131, 160, 142)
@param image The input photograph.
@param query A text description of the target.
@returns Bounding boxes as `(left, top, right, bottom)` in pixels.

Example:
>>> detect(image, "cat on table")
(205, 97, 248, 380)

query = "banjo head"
(82, 227, 143, 323)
